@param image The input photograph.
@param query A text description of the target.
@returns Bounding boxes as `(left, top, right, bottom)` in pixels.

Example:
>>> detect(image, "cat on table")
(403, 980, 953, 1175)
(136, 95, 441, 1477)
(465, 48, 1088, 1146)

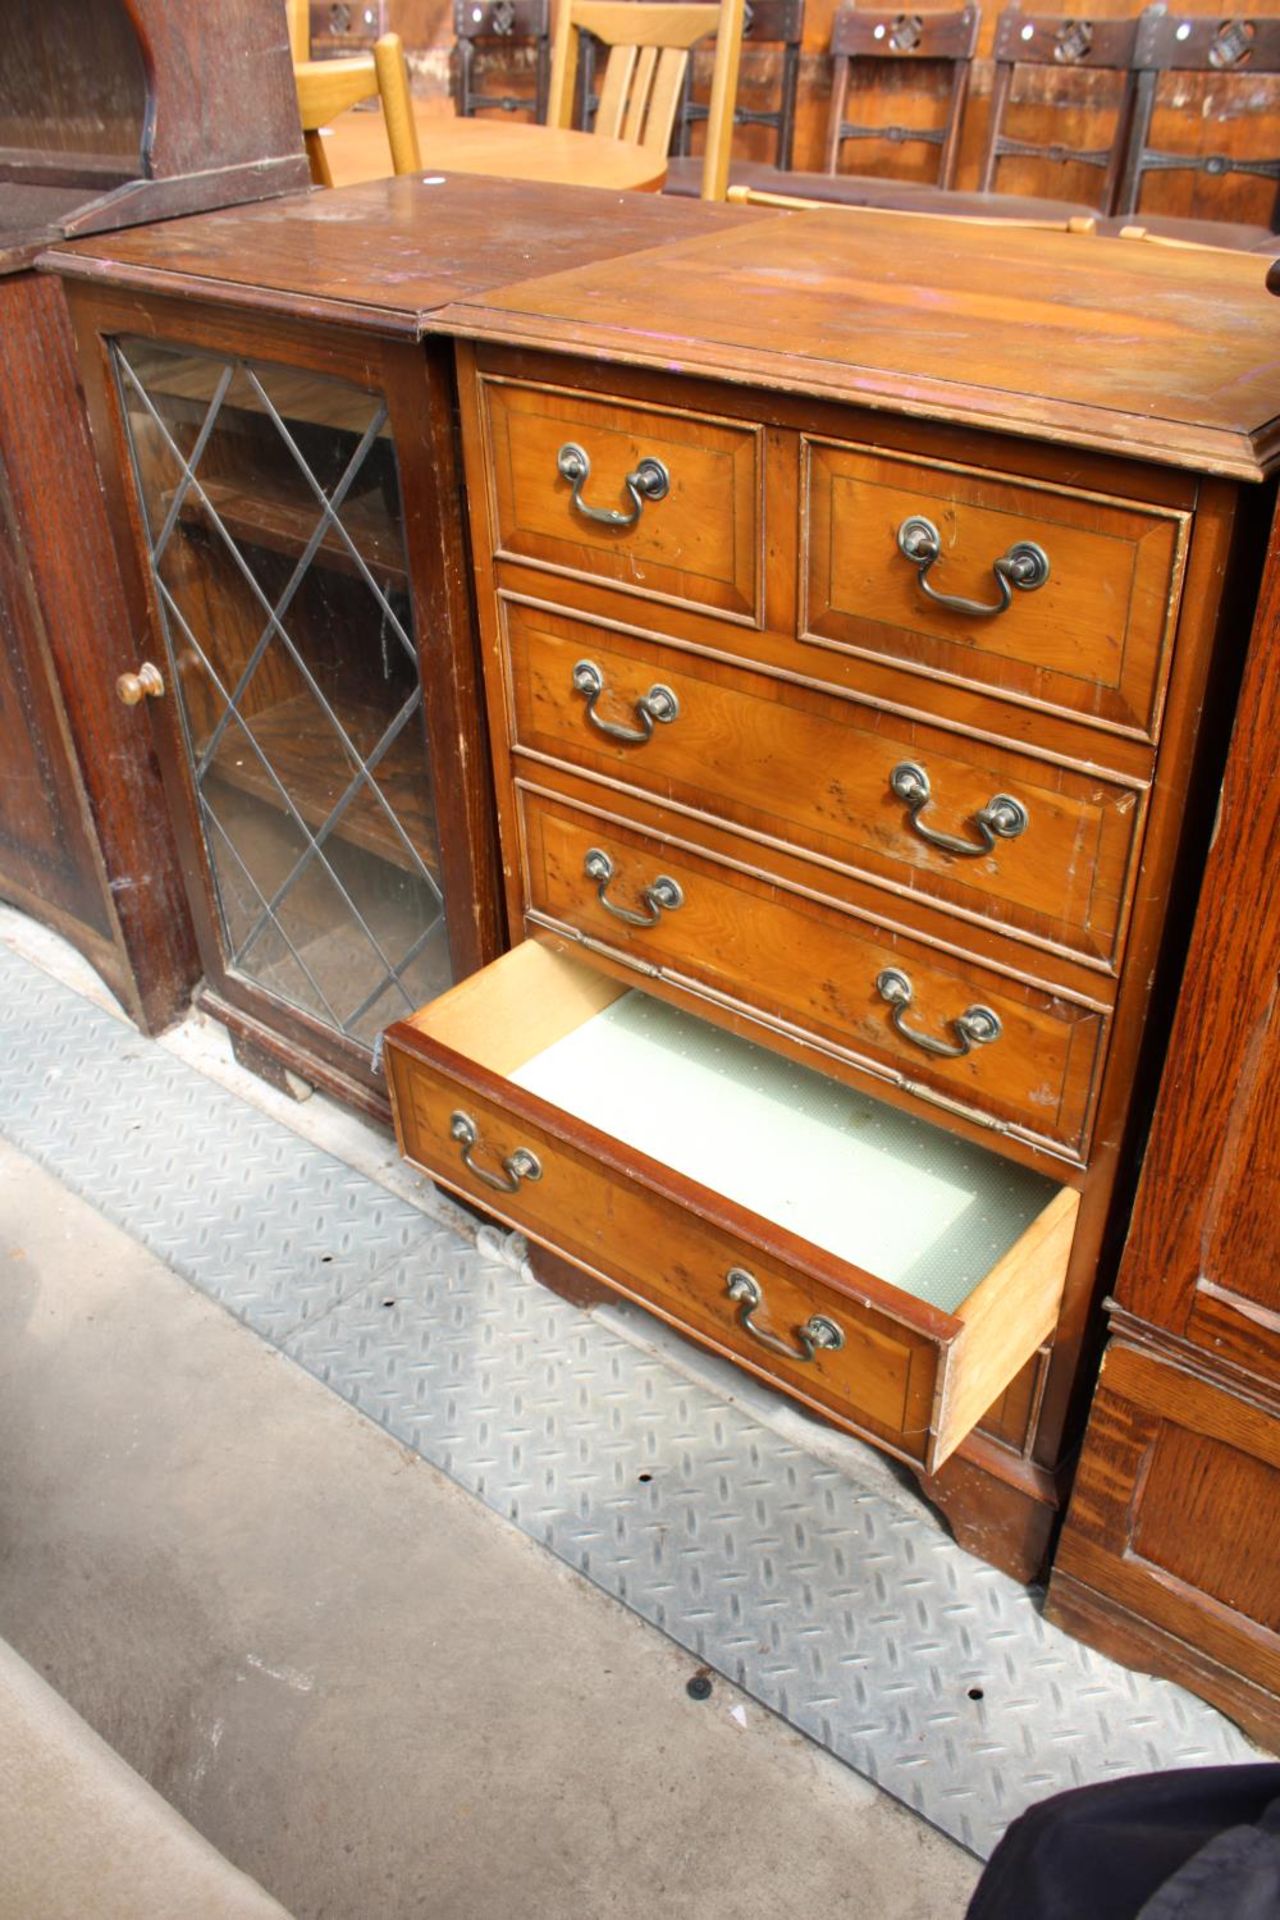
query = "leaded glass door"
(111, 334, 463, 1063)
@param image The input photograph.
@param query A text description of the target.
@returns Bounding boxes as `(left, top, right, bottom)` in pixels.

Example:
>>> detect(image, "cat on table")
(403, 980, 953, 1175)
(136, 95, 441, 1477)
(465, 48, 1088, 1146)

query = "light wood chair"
(293, 31, 422, 186)
(285, 0, 311, 63)
(547, 0, 747, 200)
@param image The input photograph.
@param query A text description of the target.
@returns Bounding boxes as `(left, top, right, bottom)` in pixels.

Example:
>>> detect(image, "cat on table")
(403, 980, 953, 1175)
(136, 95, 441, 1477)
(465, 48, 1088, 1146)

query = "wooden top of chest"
(435, 210, 1280, 480)
(45, 174, 1280, 481)
(46, 174, 760, 338)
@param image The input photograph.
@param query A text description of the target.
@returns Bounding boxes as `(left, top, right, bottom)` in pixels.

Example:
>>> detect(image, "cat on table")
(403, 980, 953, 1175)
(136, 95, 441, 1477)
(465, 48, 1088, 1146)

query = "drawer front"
(803, 440, 1189, 742)
(388, 1046, 942, 1463)
(481, 376, 762, 621)
(520, 793, 1106, 1157)
(506, 604, 1146, 971)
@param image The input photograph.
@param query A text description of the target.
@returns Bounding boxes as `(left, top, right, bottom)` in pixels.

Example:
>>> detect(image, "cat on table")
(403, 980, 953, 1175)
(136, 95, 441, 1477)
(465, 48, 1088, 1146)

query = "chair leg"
(1113, 69, 1155, 217)
(938, 63, 970, 188)
(304, 126, 333, 187)
(823, 55, 849, 175)
(977, 59, 1012, 193)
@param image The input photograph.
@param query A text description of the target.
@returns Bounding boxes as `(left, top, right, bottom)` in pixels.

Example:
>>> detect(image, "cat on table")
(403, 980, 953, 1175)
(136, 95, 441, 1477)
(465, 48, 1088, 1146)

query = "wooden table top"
(319, 109, 667, 195)
(429, 204, 1280, 480)
(43, 176, 1280, 480)
(47, 175, 746, 334)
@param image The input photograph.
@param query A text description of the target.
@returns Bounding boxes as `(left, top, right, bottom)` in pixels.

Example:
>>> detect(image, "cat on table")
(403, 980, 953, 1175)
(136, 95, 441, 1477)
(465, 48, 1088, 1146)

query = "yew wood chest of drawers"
(375, 209, 1279, 1579)
(48, 183, 1280, 1583)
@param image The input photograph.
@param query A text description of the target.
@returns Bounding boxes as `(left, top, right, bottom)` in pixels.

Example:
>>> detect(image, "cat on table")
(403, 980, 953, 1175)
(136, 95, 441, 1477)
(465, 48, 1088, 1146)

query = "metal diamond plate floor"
(0, 930, 1261, 1858)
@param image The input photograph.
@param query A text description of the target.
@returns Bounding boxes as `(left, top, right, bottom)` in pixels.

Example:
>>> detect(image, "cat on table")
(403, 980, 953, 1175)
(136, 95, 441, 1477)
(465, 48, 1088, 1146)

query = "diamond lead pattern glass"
(113, 338, 452, 1052)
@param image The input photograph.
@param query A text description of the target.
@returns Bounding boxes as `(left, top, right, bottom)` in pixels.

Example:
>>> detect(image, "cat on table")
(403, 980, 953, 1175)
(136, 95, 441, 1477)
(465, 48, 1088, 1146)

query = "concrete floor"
(0, 1139, 980, 1920)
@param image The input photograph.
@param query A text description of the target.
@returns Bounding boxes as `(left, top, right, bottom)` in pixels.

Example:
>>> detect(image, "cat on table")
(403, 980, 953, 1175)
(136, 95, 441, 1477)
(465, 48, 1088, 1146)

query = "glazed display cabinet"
(76, 293, 503, 1114)
(0, 0, 308, 1030)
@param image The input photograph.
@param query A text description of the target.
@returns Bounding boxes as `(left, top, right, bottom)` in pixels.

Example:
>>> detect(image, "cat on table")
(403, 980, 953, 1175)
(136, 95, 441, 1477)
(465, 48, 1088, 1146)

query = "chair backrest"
(547, 0, 747, 199)
(979, 9, 1144, 211)
(453, 0, 553, 121)
(823, 7, 979, 188)
(286, 0, 311, 62)
(1115, 10, 1280, 224)
(293, 31, 421, 185)
(309, 1, 392, 57)
(680, 0, 805, 172)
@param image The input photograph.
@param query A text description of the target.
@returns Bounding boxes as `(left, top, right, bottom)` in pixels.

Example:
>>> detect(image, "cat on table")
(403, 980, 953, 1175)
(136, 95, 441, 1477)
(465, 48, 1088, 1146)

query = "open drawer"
(383, 941, 1079, 1472)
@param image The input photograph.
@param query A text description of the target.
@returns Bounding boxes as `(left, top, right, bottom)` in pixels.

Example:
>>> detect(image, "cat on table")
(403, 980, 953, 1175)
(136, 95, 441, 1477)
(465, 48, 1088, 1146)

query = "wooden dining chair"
(1113, 11, 1280, 227)
(293, 31, 422, 185)
(979, 8, 1145, 213)
(547, 0, 748, 200)
(824, 5, 979, 188)
(453, 0, 553, 120)
(684, 0, 804, 169)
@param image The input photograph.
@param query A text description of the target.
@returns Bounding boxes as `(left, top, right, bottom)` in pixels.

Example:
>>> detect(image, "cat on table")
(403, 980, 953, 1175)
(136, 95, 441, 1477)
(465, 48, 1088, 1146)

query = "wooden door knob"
(116, 662, 165, 705)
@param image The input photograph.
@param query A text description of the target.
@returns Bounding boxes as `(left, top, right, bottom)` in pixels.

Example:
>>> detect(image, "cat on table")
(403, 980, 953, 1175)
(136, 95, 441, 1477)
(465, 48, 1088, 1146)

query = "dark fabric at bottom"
(966, 1767, 1280, 1920)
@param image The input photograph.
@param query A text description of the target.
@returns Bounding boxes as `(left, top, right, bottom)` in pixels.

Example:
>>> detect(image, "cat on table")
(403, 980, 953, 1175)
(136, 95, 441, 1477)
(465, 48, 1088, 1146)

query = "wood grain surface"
(43, 174, 766, 332)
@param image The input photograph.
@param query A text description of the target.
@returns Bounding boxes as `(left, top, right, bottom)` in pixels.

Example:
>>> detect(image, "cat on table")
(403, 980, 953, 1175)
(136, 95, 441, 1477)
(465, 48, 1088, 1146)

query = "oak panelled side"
(0, 0, 309, 1026)
(1047, 492, 1280, 1747)
(0, 272, 197, 1030)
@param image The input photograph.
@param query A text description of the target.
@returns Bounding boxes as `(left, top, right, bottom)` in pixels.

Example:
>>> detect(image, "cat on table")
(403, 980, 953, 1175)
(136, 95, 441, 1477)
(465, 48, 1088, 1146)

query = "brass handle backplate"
(875, 967, 1002, 1059)
(572, 658, 679, 745)
(896, 515, 1050, 619)
(116, 662, 165, 705)
(557, 441, 670, 529)
(889, 761, 1029, 858)
(584, 847, 683, 927)
(450, 1110, 542, 1193)
(725, 1268, 844, 1363)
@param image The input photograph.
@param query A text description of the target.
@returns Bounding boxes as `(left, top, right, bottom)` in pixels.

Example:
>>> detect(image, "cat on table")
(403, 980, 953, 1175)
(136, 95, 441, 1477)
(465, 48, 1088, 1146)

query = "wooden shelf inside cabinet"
(207, 692, 441, 881)
(140, 361, 394, 439)
(173, 478, 408, 591)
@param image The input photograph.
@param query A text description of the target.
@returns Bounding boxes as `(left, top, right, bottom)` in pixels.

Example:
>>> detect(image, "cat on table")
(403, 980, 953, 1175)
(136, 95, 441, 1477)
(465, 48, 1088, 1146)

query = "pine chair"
(547, 0, 748, 200)
(286, 0, 311, 62)
(293, 32, 422, 185)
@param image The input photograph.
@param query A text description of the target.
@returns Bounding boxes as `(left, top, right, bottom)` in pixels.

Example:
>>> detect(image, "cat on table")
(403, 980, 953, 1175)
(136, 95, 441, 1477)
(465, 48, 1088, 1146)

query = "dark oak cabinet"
(0, 0, 308, 1029)
(1046, 497, 1280, 1749)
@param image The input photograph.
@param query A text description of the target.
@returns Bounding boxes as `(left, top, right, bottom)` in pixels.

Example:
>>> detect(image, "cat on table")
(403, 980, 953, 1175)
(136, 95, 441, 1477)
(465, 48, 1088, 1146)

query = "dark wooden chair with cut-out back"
(664, 0, 805, 197)
(740, 8, 1141, 225)
(306, 0, 390, 57)
(978, 7, 1144, 210)
(823, 4, 978, 188)
(1108, 11, 1280, 251)
(453, 0, 553, 123)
